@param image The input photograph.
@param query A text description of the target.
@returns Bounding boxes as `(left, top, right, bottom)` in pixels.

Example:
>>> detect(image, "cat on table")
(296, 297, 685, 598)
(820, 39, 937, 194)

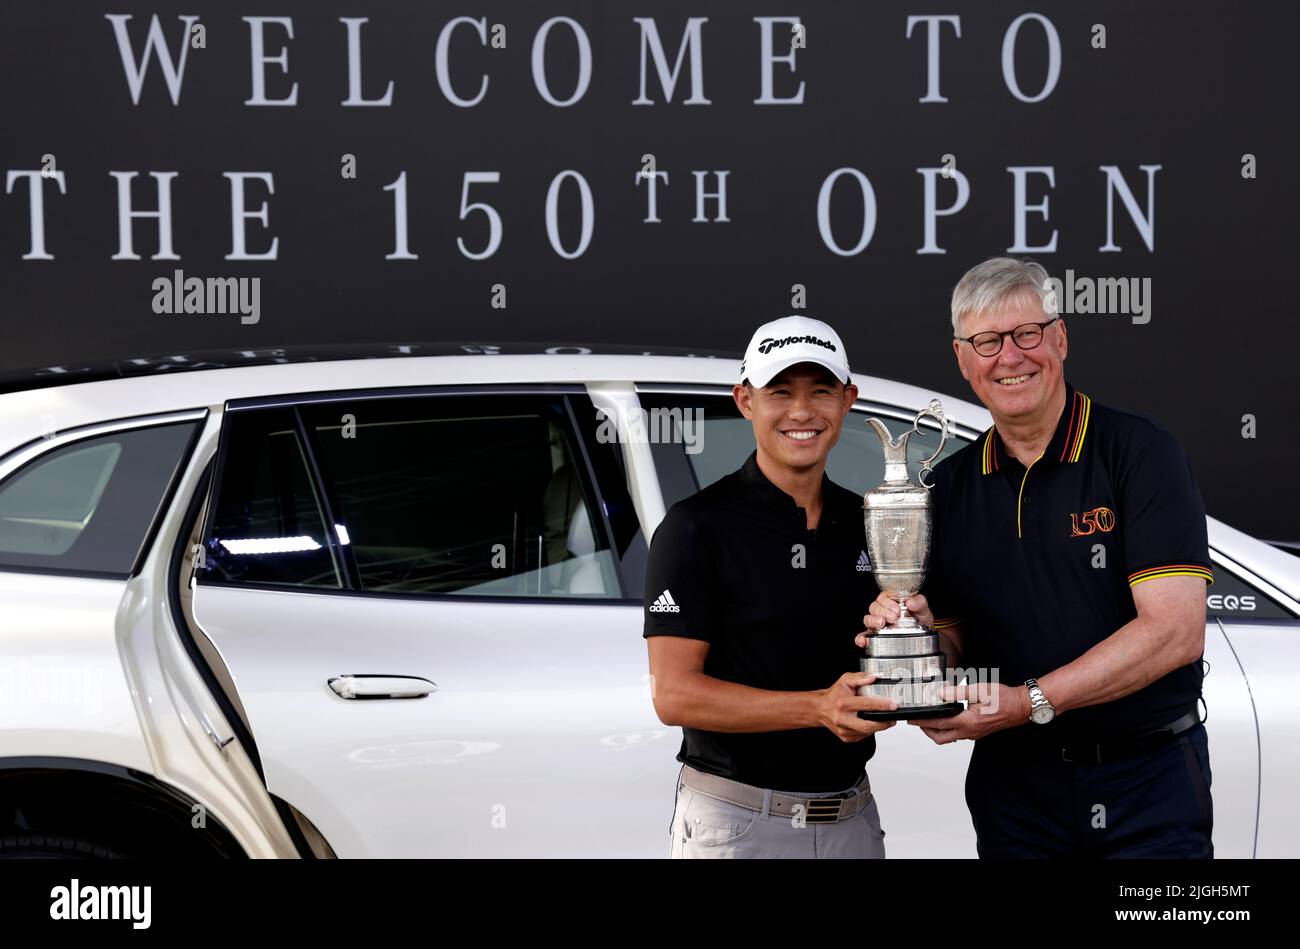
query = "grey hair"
(950, 257, 1057, 335)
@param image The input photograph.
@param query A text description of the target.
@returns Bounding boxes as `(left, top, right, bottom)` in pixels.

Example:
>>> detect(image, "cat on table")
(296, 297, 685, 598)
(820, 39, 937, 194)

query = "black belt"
(1057, 709, 1201, 765)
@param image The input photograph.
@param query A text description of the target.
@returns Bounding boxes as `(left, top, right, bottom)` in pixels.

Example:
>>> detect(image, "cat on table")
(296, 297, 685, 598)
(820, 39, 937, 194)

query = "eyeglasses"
(955, 317, 1060, 357)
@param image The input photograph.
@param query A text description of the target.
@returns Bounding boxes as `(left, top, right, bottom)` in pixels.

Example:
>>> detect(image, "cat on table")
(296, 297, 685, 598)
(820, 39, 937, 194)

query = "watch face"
(1031, 705, 1055, 725)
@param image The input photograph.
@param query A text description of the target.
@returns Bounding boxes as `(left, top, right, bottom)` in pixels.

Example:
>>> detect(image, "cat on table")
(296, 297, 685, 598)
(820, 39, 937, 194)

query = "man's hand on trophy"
(907, 681, 1031, 744)
(856, 592, 934, 647)
(815, 673, 899, 741)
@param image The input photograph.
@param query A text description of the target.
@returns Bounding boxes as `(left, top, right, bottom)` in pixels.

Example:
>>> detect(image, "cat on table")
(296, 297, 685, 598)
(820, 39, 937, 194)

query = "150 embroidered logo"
(1070, 506, 1116, 536)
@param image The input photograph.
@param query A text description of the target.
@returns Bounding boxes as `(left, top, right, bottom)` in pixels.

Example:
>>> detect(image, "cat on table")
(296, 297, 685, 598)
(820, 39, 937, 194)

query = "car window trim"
(193, 578, 643, 607)
(0, 409, 207, 482)
(1209, 547, 1300, 620)
(226, 383, 587, 412)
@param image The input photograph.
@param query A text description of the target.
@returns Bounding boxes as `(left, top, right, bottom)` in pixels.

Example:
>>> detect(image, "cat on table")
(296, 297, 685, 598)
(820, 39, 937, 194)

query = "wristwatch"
(1024, 678, 1056, 725)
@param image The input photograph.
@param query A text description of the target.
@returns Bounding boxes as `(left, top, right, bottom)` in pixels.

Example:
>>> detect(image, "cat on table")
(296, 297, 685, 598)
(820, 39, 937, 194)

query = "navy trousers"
(964, 723, 1214, 858)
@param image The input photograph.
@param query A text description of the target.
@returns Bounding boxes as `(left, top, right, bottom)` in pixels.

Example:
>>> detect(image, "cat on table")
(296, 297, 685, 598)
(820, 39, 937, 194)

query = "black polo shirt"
(643, 451, 877, 792)
(926, 382, 1214, 752)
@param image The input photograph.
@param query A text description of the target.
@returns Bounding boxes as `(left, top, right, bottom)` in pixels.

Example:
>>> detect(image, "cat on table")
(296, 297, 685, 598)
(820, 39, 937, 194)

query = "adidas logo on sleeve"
(649, 589, 681, 613)
(856, 550, 872, 572)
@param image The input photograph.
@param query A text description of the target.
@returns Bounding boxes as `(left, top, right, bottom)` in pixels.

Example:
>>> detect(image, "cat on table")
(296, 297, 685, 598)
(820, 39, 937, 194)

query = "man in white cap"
(644, 315, 898, 858)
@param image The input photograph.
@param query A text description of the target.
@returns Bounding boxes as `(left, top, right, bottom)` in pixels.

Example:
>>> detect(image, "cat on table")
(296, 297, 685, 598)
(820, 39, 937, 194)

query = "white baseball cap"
(739, 315, 851, 388)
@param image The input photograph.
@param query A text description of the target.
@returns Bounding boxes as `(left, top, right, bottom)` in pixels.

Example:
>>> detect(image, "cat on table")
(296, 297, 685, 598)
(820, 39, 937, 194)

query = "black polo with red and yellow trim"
(925, 382, 1213, 749)
(642, 451, 878, 792)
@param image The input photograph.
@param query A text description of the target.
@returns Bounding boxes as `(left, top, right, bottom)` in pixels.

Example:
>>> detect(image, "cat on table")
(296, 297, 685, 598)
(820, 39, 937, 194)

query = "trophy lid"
(864, 400, 948, 493)
(865, 418, 913, 485)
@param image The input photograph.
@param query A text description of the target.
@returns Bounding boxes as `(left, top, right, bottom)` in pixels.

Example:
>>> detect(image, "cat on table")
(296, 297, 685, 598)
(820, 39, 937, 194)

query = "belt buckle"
(804, 794, 848, 823)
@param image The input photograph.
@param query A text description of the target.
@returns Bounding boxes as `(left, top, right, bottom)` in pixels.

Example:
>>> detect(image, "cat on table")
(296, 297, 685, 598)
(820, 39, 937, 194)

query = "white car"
(0, 347, 1296, 858)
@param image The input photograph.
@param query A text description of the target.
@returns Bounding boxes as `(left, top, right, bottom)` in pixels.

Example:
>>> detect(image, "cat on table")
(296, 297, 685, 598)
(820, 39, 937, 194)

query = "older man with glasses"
(859, 256, 1216, 858)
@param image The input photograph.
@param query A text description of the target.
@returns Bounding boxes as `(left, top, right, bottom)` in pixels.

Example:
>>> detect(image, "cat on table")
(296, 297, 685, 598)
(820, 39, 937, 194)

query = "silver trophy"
(857, 399, 962, 720)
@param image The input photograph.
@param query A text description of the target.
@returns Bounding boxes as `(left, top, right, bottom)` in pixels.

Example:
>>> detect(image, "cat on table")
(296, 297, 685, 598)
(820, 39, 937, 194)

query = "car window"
(638, 393, 969, 509)
(0, 421, 197, 576)
(298, 394, 623, 599)
(1206, 566, 1294, 620)
(202, 408, 342, 589)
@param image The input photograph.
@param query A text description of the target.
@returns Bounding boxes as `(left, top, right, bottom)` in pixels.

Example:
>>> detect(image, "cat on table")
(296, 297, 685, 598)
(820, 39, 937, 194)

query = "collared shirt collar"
(740, 450, 848, 520)
(980, 382, 1093, 475)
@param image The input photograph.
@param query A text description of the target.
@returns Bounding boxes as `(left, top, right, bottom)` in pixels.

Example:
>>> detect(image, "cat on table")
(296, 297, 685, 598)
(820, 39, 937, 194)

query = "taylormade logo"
(757, 335, 836, 355)
(649, 589, 680, 613)
(50, 879, 151, 929)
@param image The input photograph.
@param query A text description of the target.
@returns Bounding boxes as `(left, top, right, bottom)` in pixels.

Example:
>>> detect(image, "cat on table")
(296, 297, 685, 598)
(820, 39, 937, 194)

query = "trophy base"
(858, 702, 962, 721)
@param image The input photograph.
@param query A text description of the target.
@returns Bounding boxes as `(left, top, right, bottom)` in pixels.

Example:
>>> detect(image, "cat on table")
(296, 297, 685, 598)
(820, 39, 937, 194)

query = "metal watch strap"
(1025, 677, 1054, 722)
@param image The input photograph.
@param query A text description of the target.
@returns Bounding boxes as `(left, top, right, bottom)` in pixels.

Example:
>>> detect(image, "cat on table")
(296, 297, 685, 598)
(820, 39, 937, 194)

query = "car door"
(1202, 549, 1300, 858)
(189, 385, 675, 857)
(634, 385, 979, 857)
(0, 413, 202, 768)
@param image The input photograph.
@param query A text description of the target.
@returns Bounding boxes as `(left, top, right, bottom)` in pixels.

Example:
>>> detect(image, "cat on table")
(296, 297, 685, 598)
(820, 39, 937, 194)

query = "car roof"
(0, 349, 991, 446)
(2, 348, 1291, 600)
(0, 343, 731, 395)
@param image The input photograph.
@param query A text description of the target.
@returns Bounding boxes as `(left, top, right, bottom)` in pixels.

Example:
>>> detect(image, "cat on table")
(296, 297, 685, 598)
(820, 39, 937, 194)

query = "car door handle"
(328, 675, 438, 700)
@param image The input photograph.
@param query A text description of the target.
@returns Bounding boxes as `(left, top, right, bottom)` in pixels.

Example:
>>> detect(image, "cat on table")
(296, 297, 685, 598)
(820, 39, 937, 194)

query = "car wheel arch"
(0, 756, 247, 858)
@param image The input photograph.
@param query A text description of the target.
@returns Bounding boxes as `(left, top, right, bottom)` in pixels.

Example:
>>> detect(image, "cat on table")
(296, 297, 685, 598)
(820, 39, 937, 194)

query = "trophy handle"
(911, 399, 948, 489)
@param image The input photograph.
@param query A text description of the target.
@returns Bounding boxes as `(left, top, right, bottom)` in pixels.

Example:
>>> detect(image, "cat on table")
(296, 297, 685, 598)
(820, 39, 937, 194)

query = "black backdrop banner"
(1, 1, 1295, 540)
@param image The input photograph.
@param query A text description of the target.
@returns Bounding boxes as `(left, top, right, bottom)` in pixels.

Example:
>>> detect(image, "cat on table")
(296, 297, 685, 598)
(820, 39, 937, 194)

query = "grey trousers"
(667, 767, 886, 859)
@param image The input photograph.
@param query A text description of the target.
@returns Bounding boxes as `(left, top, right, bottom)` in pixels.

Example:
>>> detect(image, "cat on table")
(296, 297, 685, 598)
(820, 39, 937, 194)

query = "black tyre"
(0, 834, 125, 859)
